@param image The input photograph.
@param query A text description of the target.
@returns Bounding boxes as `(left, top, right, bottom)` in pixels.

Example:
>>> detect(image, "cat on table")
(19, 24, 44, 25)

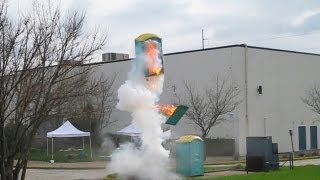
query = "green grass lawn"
(29, 148, 98, 162)
(204, 164, 245, 173)
(195, 165, 320, 180)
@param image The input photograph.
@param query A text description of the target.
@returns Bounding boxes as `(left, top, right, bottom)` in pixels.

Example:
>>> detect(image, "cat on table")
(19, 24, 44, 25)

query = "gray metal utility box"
(246, 136, 279, 172)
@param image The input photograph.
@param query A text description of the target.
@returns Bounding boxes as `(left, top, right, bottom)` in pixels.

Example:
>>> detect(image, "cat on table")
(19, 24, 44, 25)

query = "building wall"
(161, 46, 248, 156)
(161, 47, 242, 140)
(90, 60, 133, 134)
(246, 47, 320, 153)
(91, 46, 244, 154)
(90, 45, 320, 156)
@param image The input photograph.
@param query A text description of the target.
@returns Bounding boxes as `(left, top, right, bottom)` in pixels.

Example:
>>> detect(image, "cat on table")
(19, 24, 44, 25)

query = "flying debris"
(156, 104, 177, 116)
(156, 105, 189, 125)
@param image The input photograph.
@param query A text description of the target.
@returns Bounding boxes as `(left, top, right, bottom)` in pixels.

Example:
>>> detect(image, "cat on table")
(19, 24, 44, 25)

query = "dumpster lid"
(176, 135, 203, 143)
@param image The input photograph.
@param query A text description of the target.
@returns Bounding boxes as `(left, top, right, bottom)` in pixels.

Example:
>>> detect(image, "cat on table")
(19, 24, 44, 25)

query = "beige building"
(91, 44, 320, 156)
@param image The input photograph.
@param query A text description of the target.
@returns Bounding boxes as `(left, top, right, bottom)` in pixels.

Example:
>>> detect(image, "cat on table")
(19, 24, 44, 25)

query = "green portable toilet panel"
(176, 135, 204, 177)
(165, 105, 189, 125)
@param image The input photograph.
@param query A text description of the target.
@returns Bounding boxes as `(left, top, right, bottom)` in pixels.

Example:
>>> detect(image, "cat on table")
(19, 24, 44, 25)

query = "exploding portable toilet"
(176, 135, 204, 177)
(246, 136, 279, 173)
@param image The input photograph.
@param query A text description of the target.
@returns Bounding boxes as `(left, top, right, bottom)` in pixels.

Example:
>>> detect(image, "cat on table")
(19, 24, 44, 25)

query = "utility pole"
(202, 29, 208, 49)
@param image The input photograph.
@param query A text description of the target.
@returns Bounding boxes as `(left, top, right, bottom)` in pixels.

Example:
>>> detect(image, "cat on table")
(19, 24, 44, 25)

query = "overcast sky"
(9, 0, 320, 59)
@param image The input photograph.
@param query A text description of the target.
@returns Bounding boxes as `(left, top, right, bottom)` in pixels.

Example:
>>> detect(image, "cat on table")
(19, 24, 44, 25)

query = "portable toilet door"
(176, 141, 191, 176)
(176, 135, 204, 177)
(190, 138, 204, 176)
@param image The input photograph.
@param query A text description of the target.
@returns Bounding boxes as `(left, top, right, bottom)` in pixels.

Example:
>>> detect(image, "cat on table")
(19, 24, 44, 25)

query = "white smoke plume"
(107, 67, 179, 179)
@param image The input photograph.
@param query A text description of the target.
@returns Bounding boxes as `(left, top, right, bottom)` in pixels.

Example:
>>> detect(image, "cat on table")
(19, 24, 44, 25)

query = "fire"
(156, 104, 177, 116)
(145, 41, 162, 76)
(149, 67, 162, 76)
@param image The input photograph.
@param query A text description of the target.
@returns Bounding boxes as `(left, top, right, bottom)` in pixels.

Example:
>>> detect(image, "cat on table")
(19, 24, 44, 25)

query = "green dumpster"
(176, 135, 204, 177)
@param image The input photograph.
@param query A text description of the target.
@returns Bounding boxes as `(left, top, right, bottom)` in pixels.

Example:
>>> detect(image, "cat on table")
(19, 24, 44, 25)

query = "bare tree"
(0, 1, 106, 180)
(60, 74, 117, 146)
(174, 76, 242, 139)
(302, 84, 320, 115)
(89, 74, 117, 131)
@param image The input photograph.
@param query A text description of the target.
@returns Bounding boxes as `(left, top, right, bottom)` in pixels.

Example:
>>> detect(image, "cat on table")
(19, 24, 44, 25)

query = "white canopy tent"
(116, 124, 142, 137)
(115, 123, 171, 139)
(46, 121, 92, 160)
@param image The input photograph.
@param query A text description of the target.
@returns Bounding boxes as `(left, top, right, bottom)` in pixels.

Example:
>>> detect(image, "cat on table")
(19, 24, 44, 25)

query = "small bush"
(311, 151, 319, 156)
(231, 164, 245, 170)
(105, 174, 118, 180)
(297, 152, 305, 157)
(305, 152, 312, 157)
(281, 154, 288, 159)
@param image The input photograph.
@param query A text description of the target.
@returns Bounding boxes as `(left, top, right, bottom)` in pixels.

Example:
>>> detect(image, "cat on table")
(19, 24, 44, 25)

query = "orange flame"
(146, 41, 162, 76)
(156, 104, 177, 116)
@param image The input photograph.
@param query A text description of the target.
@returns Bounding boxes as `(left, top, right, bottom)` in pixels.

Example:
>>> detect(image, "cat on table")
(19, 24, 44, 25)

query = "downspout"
(230, 47, 240, 159)
(244, 44, 249, 137)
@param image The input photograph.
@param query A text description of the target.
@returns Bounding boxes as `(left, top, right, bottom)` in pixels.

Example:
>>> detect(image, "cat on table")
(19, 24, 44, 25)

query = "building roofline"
(246, 45, 320, 57)
(165, 44, 320, 57)
(164, 44, 243, 56)
(81, 57, 133, 66)
(82, 44, 320, 66)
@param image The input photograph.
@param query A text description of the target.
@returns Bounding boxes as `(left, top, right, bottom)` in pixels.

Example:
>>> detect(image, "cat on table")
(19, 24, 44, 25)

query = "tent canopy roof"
(115, 123, 172, 139)
(116, 124, 142, 137)
(47, 121, 90, 138)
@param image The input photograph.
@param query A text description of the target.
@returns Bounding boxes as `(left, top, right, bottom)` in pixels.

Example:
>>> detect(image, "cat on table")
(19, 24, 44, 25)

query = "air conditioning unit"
(246, 136, 279, 173)
(102, 53, 129, 62)
(59, 60, 83, 65)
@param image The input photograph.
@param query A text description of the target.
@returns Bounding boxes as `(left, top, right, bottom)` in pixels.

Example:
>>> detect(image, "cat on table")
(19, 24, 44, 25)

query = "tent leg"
(47, 137, 48, 156)
(82, 137, 85, 152)
(89, 136, 92, 159)
(51, 138, 53, 160)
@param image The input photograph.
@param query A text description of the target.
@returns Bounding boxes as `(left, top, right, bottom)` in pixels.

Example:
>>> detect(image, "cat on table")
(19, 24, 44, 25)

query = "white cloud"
(88, 0, 136, 16)
(186, 1, 233, 15)
(183, 1, 256, 17)
(7, 0, 320, 58)
(8, 0, 77, 16)
(292, 9, 320, 27)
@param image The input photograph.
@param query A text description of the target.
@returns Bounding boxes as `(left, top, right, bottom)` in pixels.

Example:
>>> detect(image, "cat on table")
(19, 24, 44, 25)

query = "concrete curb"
(25, 161, 107, 170)
(26, 167, 106, 170)
(205, 156, 320, 165)
(25, 156, 320, 170)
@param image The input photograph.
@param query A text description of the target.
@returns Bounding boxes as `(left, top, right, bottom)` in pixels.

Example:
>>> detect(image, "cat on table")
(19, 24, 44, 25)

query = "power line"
(217, 30, 320, 46)
(247, 30, 320, 43)
(300, 46, 320, 51)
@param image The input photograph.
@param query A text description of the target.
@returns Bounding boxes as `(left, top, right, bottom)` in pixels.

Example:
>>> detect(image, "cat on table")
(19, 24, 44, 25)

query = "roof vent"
(102, 53, 129, 62)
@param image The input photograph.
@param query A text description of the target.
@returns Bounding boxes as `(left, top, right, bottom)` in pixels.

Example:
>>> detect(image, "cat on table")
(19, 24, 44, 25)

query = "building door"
(298, 126, 306, 150)
(310, 126, 318, 149)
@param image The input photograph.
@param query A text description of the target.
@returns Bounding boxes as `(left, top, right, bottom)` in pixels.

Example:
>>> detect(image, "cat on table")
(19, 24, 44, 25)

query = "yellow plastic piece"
(176, 135, 203, 143)
(135, 33, 159, 42)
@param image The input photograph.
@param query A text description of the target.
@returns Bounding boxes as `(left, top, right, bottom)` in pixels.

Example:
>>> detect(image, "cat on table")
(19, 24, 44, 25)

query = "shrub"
(311, 151, 319, 156)
(298, 152, 305, 157)
(281, 154, 288, 159)
(232, 164, 245, 170)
